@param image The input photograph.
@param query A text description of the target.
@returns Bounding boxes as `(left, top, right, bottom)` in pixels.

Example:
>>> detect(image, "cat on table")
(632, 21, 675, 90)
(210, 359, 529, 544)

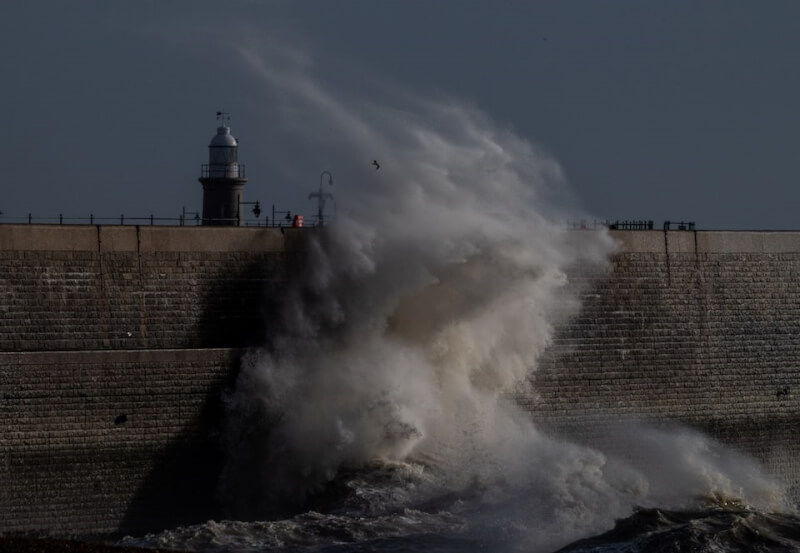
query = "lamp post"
(271, 204, 293, 227)
(309, 171, 334, 226)
(181, 206, 201, 226)
(238, 199, 262, 226)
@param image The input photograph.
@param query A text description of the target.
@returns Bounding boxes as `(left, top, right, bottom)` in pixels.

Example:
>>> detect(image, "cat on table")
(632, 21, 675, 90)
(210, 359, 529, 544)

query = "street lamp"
(309, 171, 334, 226)
(271, 204, 293, 227)
(238, 199, 262, 226)
(181, 206, 201, 226)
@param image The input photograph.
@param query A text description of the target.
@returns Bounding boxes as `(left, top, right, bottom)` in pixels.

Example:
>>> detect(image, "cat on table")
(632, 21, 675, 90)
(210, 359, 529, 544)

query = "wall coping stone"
(0, 225, 304, 253)
(610, 230, 800, 254)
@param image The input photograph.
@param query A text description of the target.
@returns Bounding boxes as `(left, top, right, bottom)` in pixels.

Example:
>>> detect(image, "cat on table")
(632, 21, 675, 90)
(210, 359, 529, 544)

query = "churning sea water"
(118, 456, 800, 553)
(120, 510, 800, 553)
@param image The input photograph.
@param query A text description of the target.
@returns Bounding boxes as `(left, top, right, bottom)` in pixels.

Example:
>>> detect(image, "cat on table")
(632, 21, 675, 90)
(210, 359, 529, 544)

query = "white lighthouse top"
(209, 125, 238, 147)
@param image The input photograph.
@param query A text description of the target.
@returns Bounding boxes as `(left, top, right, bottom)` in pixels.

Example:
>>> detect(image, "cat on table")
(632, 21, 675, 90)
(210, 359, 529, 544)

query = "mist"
(218, 40, 787, 551)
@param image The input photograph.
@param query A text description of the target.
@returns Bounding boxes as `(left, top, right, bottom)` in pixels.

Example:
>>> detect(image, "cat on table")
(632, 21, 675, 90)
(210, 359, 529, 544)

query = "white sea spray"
(210, 40, 788, 553)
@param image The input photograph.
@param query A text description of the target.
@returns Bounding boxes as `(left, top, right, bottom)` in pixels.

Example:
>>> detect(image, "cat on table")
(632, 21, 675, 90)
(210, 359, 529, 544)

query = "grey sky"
(1, 1, 798, 229)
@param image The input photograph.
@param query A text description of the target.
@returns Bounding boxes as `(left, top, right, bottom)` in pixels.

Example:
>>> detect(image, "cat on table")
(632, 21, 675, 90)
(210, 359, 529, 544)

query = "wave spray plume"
(217, 43, 786, 551)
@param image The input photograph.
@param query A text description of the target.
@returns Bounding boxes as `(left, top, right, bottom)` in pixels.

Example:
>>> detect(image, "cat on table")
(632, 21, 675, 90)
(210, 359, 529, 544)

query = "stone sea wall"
(0, 225, 304, 537)
(2, 226, 800, 537)
(1, 349, 235, 536)
(0, 225, 297, 351)
(527, 230, 800, 498)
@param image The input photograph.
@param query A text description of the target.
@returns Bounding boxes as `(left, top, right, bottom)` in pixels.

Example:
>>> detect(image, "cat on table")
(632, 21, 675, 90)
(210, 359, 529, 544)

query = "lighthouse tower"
(199, 112, 248, 226)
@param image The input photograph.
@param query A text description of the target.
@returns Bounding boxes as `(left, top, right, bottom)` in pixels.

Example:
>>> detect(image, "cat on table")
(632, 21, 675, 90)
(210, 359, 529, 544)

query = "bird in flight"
(373, 160, 380, 170)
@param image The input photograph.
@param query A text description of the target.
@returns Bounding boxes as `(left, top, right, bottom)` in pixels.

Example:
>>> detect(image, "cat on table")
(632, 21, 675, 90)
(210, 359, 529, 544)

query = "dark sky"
(1, 1, 798, 229)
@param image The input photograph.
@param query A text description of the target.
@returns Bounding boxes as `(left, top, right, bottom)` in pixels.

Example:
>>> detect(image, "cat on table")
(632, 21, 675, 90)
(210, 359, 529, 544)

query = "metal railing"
(567, 219, 654, 230)
(0, 212, 304, 228)
(608, 220, 655, 230)
(663, 220, 696, 231)
(568, 219, 698, 231)
(199, 164, 246, 179)
(568, 219, 614, 230)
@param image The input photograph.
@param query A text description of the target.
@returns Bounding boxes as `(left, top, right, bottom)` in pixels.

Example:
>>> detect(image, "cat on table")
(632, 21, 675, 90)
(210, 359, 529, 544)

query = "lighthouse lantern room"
(199, 112, 248, 225)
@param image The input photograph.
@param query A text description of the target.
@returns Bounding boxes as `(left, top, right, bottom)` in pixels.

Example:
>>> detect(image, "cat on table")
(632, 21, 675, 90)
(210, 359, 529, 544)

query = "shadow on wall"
(196, 257, 287, 348)
(118, 257, 293, 536)
(117, 353, 236, 536)
(209, 232, 374, 522)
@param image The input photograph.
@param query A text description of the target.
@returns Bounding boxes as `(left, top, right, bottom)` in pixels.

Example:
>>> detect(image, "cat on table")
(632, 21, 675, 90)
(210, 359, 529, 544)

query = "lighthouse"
(198, 113, 248, 225)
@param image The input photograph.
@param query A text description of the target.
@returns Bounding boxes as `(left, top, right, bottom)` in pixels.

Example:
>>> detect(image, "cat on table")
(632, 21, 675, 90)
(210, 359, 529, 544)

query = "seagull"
(373, 160, 380, 170)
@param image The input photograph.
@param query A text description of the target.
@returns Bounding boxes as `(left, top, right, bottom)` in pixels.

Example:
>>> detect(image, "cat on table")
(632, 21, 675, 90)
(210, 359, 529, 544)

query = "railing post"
(120, 214, 124, 225)
(59, 213, 63, 225)
(90, 214, 94, 224)
(28, 213, 32, 224)
(150, 215, 154, 226)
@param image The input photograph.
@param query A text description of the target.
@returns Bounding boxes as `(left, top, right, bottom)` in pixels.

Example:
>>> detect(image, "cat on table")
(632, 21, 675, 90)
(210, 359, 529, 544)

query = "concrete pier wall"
(2, 226, 800, 536)
(527, 230, 800, 498)
(0, 225, 302, 536)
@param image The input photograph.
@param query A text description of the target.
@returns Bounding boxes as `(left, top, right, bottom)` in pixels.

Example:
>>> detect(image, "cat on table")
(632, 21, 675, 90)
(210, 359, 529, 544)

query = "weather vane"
(215, 110, 230, 124)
